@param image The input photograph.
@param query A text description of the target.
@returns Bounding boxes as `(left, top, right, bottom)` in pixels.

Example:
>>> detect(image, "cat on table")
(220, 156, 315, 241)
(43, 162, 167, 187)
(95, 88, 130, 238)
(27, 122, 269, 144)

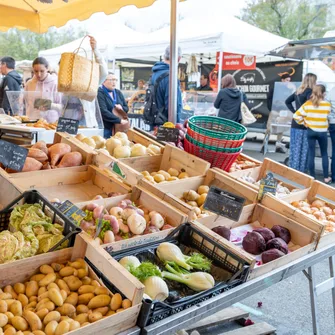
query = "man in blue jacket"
(150, 46, 183, 125)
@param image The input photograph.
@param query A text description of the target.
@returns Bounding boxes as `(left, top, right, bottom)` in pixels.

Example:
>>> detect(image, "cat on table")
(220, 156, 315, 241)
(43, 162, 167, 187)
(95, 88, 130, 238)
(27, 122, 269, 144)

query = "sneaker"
(276, 146, 286, 154)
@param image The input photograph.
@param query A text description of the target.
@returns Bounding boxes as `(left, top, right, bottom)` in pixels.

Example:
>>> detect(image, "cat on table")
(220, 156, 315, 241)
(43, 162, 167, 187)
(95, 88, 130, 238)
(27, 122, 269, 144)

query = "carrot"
(22, 157, 43, 172)
(49, 143, 71, 166)
(57, 152, 82, 168)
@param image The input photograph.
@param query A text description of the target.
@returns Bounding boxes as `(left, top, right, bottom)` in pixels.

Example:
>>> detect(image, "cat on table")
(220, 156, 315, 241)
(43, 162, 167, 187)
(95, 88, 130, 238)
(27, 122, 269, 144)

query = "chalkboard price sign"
(203, 186, 246, 222)
(57, 200, 86, 225)
(156, 127, 179, 143)
(0, 140, 28, 172)
(56, 117, 79, 135)
(258, 173, 277, 200)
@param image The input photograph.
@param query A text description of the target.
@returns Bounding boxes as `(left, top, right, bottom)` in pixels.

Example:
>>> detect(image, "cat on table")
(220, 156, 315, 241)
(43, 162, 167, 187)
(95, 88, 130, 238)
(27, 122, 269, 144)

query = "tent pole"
(217, 51, 223, 92)
(169, 0, 179, 124)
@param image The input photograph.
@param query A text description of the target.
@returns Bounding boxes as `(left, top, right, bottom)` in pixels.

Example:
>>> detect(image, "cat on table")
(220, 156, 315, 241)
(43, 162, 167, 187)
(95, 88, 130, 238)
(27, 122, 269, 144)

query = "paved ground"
(193, 135, 335, 335)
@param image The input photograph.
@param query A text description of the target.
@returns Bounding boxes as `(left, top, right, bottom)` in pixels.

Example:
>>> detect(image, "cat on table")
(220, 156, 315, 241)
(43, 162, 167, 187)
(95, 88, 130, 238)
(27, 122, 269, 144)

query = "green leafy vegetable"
(84, 210, 93, 222)
(130, 262, 162, 282)
(95, 219, 110, 239)
(186, 253, 212, 271)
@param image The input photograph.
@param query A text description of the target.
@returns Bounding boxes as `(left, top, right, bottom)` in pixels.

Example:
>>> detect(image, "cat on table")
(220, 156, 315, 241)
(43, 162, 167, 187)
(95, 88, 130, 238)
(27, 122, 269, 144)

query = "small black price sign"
(0, 140, 28, 172)
(203, 186, 246, 222)
(156, 127, 179, 143)
(56, 117, 79, 135)
(57, 200, 86, 225)
(258, 173, 277, 200)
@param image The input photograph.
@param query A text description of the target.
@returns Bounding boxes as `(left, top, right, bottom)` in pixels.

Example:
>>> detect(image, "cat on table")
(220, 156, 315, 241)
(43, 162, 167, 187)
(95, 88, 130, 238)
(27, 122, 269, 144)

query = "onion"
(113, 145, 131, 159)
(314, 211, 326, 220)
(322, 207, 333, 216)
(312, 199, 326, 209)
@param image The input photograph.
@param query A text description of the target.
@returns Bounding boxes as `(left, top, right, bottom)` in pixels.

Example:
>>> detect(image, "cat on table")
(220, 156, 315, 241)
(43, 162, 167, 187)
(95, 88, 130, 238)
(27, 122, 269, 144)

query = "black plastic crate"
(105, 223, 251, 327)
(0, 190, 81, 254)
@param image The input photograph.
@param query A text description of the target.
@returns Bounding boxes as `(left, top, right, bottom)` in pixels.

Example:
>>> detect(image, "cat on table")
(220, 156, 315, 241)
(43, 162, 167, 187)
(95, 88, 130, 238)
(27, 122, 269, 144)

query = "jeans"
(103, 128, 113, 139)
(329, 124, 335, 180)
(307, 128, 329, 178)
(289, 128, 308, 173)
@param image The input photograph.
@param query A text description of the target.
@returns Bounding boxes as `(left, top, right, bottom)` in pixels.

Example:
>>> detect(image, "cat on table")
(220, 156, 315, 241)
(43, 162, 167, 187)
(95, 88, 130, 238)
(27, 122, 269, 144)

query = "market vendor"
(98, 73, 129, 138)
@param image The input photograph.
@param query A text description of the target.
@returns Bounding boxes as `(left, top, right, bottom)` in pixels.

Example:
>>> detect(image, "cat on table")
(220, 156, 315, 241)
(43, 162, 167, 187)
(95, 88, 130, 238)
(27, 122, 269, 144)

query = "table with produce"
(0, 116, 334, 334)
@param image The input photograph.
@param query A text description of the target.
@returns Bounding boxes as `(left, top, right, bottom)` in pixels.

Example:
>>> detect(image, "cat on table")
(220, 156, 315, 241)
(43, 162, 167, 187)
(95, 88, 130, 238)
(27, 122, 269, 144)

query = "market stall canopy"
(268, 37, 335, 60)
(0, 0, 156, 33)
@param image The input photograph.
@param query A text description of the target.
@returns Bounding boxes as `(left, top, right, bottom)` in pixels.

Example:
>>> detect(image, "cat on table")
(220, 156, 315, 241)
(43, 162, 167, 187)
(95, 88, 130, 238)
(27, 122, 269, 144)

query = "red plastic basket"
(184, 137, 241, 171)
(187, 128, 245, 148)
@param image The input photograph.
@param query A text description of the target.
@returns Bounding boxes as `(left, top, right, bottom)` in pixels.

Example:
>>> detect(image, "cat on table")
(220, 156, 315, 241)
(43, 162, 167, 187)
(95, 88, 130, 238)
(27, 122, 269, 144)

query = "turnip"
(93, 205, 104, 220)
(118, 199, 132, 209)
(149, 211, 165, 229)
(92, 195, 103, 200)
(109, 207, 123, 218)
(85, 203, 98, 212)
(80, 220, 93, 231)
(103, 214, 119, 234)
(103, 231, 115, 244)
(122, 208, 138, 221)
(119, 219, 129, 234)
(127, 214, 146, 235)
(143, 226, 160, 234)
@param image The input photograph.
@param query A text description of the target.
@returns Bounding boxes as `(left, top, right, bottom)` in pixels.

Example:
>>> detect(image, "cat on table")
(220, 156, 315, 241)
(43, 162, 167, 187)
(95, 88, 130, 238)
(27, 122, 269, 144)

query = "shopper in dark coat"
(214, 74, 249, 123)
(97, 73, 129, 139)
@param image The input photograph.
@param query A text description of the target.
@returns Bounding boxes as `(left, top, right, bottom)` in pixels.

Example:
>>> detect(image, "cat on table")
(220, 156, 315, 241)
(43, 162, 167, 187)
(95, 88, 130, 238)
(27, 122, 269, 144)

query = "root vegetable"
(109, 207, 123, 219)
(113, 146, 131, 159)
(105, 138, 122, 155)
(93, 206, 104, 220)
(271, 225, 291, 243)
(242, 232, 266, 255)
(197, 185, 209, 195)
(197, 193, 207, 206)
(114, 132, 128, 141)
(312, 199, 326, 208)
(102, 215, 119, 234)
(154, 174, 165, 183)
(262, 249, 285, 264)
(253, 228, 275, 243)
(32, 141, 48, 155)
(212, 226, 231, 240)
(81, 138, 96, 149)
(158, 171, 170, 180)
(178, 172, 189, 179)
(57, 152, 82, 168)
(127, 214, 146, 235)
(167, 168, 179, 177)
(75, 134, 85, 141)
(143, 276, 169, 301)
(266, 238, 288, 254)
(103, 231, 115, 244)
(149, 212, 165, 229)
(130, 144, 147, 157)
(143, 226, 160, 234)
(28, 148, 48, 163)
(49, 143, 71, 166)
(118, 220, 129, 234)
(91, 136, 106, 149)
(22, 157, 42, 172)
(183, 190, 199, 202)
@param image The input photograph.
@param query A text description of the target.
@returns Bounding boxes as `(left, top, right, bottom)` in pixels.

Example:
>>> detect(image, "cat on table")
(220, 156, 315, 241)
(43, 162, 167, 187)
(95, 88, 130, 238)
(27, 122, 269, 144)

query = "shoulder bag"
(240, 91, 256, 125)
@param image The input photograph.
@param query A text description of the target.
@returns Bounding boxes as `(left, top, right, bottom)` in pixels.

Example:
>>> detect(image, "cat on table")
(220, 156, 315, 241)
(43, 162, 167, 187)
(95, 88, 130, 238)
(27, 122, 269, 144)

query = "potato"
(74, 314, 88, 325)
(51, 264, 64, 272)
(35, 308, 48, 321)
(116, 308, 124, 313)
(77, 269, 88, 279)
(59, 317, 70, 323)
(59, 267, 75, 278)
(68, 259, 86, 270)
(23, 311, 42, 331)
(25, 282, 38, 298)
(141, 171, 150, 177)
(4, 288, 17, 301)
(78, 286, 95, 295)
(48, 289, 63, 307)
(44, 320, 58, 335)
(154, 174, 165, 183)
(9, 301, 22, 316)
(40, 265, 54, 275)
(167, 177, 178, 181)
(59, 291, 67, 303)
(179, 172, 189, 179)
(187, 201, 198, 207)
(33, 331, 46, 335)
(197, 193, 207, 206)
(36, 299, 49, 310)
(81, 277, 91, 285)
(13, 284, 25, 296)
(29, 275, 44, 283)
(91, 280, 100, 287)
(0, 301, 7, 314)
(37, 302, 54, 313)
(144, 175, 155, 183)
(0, 294, 11, 301)
(43, 311, 61, 326)
(64, 293, 78, 307)
(197, 185, 209, 195)
(184, 190, 199, 201)
(167, 168, 179, 177)
(47, 284, 59, 292)
(110, 293, 122, 311)
(81, 322, 90, 327)
(29, 297, 37, 303)
(158, 170, 171, 180)
(55, 281, 69, 296)
(77, 294, 94, 306)
(93, 307, 108, 316)
(88, 312, 102, 323)
(87, 295, 111, 309)
(37, 288, 47, 297)
(37, 292, 49, 302)
(106, 310, 115, 316)
(0, 313, 8, 327)
(94, 287, 109, 296)
(69, 320, 80, 331)
(56, 304, 75, 317)
(23, 331, 33, 335)
(63, 277, 82, 292)
(4, 328, 16, 335)
(11, 316, 28, 331)
(122, 299, 132, 309)
(39, 274, 56, 287)
(150, 172, 157, 177)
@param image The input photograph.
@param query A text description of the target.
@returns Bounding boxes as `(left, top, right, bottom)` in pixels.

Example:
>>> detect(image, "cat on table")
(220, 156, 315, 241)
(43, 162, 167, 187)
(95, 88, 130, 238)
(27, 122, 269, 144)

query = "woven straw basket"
(58, 36, 99, 102)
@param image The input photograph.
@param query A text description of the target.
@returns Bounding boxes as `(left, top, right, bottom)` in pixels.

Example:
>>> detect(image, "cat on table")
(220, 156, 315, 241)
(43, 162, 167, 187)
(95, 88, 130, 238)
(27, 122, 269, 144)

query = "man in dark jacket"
(150, 46, 183, 125)
(97, 73, 129, 139)
(0, 57, 22, 115)
(196, 74, 212, 91)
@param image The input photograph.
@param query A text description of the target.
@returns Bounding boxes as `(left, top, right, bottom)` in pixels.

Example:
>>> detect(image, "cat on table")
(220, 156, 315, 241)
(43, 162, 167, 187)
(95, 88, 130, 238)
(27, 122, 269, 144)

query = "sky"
(71, 0, 248, 35)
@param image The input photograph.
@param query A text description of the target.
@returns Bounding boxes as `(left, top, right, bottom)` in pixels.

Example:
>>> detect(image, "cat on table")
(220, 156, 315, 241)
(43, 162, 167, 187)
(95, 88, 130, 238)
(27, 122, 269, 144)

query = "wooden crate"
(141, 169, 258, 221)
(0, 172, 22, 209)
(0, 233, 143, 335)
(261, 180, 335, 249)
(195, 203, 320, 280)
(75, 186, 188, 252)
(7, 165, 131, 203)
(127, 128, 165, 150)
(216, 158, 313, 197)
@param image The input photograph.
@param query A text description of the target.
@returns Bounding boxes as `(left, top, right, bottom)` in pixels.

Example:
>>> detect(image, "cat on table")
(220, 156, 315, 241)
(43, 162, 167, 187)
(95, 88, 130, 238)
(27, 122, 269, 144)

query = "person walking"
(326, 86, 335, 183)
(214, 74, 250, 123)
(293, 84, 331, 183)
(285, 73, 317, 173)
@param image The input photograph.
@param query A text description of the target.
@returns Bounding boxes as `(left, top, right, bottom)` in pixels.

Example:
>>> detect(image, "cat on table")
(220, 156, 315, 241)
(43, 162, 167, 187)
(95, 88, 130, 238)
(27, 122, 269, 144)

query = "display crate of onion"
(220, 153, 261, 174)
(262, 180, 335, 250)
(216, 158, 313, 199)
(75, 186, 188, 252)
(196, 203, 320, 280)
(184, 116, 247, 171)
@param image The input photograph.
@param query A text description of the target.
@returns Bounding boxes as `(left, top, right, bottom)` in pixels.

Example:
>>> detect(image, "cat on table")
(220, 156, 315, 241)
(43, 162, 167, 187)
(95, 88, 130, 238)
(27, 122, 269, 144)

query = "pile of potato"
(180, 185, 211, 219)
(141, 168, 189, 184)
(0, 258, 131, 335)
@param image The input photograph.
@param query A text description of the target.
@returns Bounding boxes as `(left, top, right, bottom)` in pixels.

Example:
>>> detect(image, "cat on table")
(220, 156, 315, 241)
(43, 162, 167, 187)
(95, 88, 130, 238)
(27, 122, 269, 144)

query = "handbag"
(58, 36, 99, 102)
(112, 107, 130, 134)
(240, 91, 256, 125)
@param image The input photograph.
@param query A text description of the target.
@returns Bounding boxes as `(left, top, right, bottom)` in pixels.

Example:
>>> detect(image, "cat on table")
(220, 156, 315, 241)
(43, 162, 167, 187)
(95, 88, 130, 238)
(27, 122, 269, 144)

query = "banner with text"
(217, 52, 256, 70)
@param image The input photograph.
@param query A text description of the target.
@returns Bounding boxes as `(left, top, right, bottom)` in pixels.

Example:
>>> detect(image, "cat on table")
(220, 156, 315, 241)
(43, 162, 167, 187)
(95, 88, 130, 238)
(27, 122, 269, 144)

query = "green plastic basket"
(188, 116, 247, 140)
(185, 134, 243, 153)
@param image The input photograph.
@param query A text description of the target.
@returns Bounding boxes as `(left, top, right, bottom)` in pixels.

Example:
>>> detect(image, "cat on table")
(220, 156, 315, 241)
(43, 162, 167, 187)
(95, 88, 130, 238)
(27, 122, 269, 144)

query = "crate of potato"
(75, 186, 188, 252)
(262, 180, 335, 250)
(197, 203, 320, 280)
(0, 233, 143, 335)
(216, 158, 313, 199)
(6, 165, 131, 204)
(142, 169, 258, 221)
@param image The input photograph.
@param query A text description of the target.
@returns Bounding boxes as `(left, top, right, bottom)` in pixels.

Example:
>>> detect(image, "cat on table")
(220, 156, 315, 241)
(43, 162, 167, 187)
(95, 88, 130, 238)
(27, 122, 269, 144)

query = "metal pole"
(168, 0, 179, 124)
(217, 51, 223, 92)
